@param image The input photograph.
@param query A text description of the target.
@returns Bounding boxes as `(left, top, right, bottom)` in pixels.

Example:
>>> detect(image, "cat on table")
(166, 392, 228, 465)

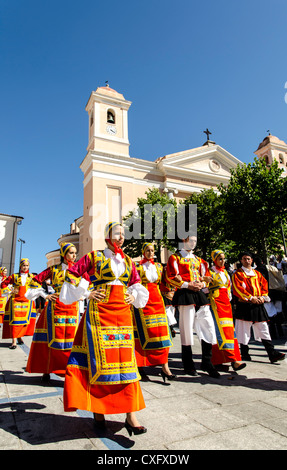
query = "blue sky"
(1, 0, 287, 273)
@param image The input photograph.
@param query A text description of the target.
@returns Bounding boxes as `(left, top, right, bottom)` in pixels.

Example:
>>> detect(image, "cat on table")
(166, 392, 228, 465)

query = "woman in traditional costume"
(133, 243, 175, 382)
(0, 267, 12, 324)
(59, 222, 149, 435)
(25, 243, 88, 382)
(2, 259, 37, 349)
(209, 250, 246, 371)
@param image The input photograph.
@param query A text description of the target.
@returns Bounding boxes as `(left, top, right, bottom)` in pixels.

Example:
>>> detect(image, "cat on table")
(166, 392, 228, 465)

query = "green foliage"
(218, 158, 287, 262)
(122, 159, 287, 264)
(123, 188, 177, 261)
(182, 188, 223, 261)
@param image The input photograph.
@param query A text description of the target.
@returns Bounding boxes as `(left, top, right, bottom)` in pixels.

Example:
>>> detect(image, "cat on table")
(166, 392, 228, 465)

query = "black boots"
(181, 342, 220, 378)
(240, 344, 251, 361)
(261, 339, 286, 363)
(240, 341, 285, 363)
(200, 340, 220, 378)
(181, 345, 198, 376)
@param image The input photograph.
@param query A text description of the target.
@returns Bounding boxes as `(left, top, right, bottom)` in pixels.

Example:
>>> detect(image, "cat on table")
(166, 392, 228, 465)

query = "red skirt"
(26, 299, 79, 376)
(210, 289, 241, 365)
(64, 285, 145, 415)
(2, 287, 36, 339)
(133, 283, 172, 367)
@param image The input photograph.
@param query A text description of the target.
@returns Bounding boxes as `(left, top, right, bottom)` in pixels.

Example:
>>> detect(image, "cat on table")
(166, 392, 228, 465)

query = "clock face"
(106, 125, 117, 135)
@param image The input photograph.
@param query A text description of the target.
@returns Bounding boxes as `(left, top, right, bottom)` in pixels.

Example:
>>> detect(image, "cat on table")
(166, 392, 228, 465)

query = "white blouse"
(20, 273, 28, 286)
(59, 248, 149, 309)
(141, 261, 159, 283)
(25, 265, 68, 302)
(211, 265, 229, 285)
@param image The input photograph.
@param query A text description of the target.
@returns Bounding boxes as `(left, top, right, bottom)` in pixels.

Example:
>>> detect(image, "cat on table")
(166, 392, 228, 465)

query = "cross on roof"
(204, 128, 212, 140)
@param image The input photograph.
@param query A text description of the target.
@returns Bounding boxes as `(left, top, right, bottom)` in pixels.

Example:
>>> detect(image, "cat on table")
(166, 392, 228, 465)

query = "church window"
(107, 109, 115, 124)
(279, 153, 284, 164)
(107, 186, 121, 222)
(90, 112, 94, 127)
(263, 155, 269, 165)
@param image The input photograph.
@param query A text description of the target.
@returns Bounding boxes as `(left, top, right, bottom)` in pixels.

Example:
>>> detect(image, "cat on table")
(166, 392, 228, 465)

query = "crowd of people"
(0, 221, 286, 436)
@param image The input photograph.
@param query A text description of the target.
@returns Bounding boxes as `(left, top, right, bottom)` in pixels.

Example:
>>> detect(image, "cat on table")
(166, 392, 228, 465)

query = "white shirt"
(241, 266, 256, 277)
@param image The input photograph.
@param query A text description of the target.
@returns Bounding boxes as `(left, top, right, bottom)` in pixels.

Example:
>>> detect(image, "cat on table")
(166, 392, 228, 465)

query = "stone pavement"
(1, 324, 287, 452)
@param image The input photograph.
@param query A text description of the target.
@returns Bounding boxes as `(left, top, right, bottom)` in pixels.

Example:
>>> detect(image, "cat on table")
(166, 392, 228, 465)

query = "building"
(45, 84, 287, 265)
(0, 213, 24, 275)
(254, 133, 287, 172)
(79, 85, 243, 254)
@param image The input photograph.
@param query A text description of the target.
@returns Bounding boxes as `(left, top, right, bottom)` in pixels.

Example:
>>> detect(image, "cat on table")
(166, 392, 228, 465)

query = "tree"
(218, 158, 287, 263)
(123, 159, 287, 265)
(182, 188, 225, 261)
(123, 188, 178, 261)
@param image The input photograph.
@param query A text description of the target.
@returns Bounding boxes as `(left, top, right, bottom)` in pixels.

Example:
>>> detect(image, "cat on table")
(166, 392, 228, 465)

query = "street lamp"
(18, 238, 25, 264)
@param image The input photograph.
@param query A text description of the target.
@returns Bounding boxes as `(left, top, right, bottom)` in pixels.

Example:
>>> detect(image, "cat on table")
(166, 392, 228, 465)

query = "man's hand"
(187, 281, 204, 291)
(250, 296, 264, 304)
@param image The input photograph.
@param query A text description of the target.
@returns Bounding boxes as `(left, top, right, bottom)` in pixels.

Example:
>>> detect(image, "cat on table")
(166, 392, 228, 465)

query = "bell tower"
(85, 83, 132, 157)
(254, 133, 287, 174)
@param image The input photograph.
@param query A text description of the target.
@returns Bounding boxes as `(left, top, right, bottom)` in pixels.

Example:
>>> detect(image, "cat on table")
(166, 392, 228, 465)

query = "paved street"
(1, 325, 287, 451)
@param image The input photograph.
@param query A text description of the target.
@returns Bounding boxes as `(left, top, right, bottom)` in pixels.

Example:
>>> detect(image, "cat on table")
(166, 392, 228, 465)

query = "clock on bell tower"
(85, 83, 131, 157)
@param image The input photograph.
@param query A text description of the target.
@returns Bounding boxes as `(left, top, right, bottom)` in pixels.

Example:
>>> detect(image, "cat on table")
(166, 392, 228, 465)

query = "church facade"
(46, 84, 287, 265)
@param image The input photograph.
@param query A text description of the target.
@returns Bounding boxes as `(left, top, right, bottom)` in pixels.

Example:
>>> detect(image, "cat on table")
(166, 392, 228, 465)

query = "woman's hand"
(125, 293, 135, 304)
(46, 293, 59, 302)
(164, 291, 174, 300)
(201, 275, 212, 283)
(89, 289, 106, 302)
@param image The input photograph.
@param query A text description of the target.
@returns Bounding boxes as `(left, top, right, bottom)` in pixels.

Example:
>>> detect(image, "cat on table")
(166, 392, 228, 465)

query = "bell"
(107, 112, 115, 123)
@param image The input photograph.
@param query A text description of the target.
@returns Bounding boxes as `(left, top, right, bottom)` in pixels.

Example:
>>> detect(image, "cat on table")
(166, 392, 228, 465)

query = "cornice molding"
(83, 169, 162, 189)
(85, 91, 132, 112)
(80, 151, 158, 174)
(157, 145, 242, 168)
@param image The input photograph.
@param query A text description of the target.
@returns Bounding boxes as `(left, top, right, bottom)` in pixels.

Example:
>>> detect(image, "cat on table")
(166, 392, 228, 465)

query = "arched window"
(263, 155, 269, 165)
(279, 153, 284, 164)
(107, 109, 115, 124)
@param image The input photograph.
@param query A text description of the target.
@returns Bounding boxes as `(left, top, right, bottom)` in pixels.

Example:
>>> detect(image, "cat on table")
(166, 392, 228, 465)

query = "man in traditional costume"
(232, 251, 285, 363)
(60, 222, 149, 435)
(166, 235, 219, 378)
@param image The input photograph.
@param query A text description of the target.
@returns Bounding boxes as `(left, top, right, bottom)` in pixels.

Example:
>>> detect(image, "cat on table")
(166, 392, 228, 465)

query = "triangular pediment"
(156, 144, 242, 180)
